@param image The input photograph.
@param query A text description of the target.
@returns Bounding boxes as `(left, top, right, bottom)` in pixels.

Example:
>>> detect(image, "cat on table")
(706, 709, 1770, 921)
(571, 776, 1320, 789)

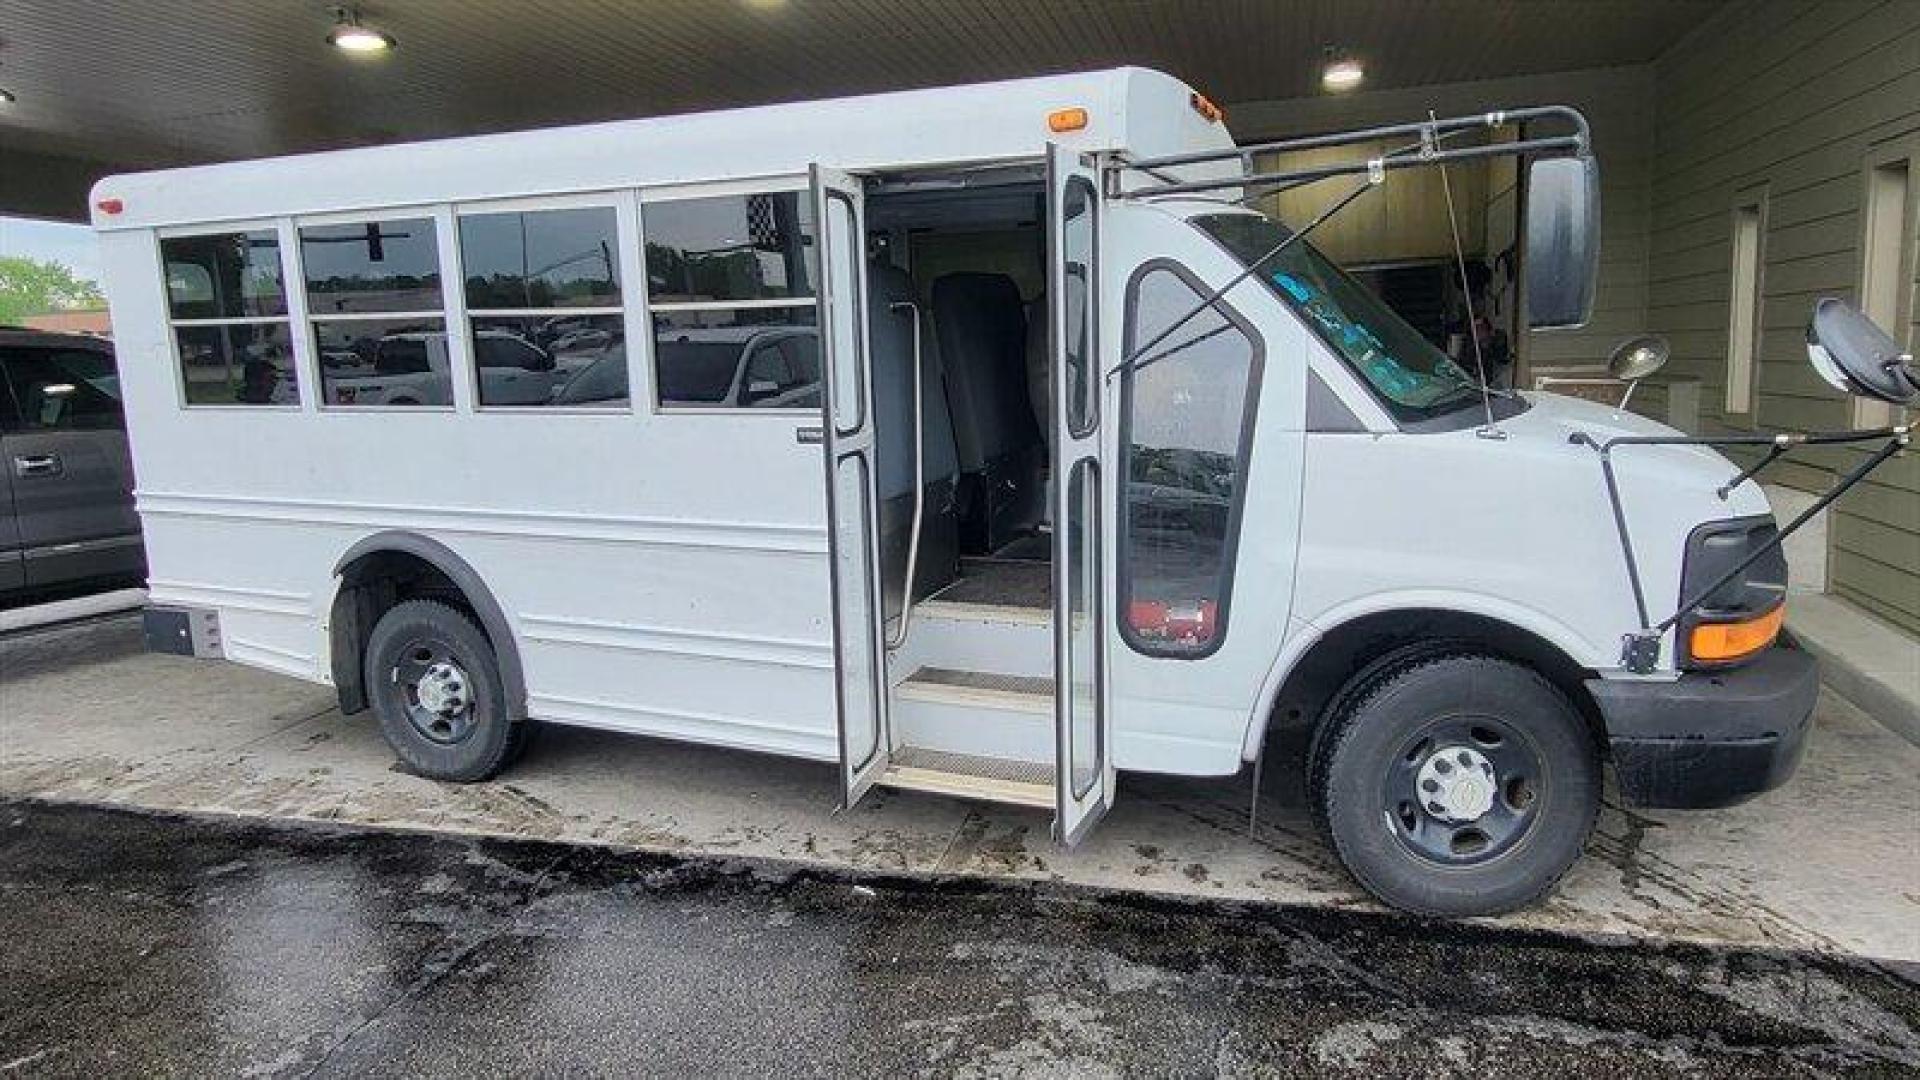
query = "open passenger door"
(812, 165, 890, 809)
(1048, 145, 1115, 844)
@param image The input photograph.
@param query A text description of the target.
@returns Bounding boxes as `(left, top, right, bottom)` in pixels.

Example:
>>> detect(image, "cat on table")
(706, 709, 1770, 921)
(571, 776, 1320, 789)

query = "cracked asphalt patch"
(1, 799, 1915, 1078)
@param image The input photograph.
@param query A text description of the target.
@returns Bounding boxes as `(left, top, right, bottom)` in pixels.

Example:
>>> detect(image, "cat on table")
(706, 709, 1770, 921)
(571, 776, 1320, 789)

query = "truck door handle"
(13, 453, 61, 478)
(794, 425, 824, 445)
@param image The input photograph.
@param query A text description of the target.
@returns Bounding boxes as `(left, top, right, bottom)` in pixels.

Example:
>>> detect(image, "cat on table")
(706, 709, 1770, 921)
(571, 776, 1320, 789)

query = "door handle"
(794, 425, 824, 445)
(13, 454, 61, 478)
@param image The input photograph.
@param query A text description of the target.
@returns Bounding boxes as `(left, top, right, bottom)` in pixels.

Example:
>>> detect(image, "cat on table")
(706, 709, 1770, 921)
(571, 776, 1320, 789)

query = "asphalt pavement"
(2, 799, 1916, 1078)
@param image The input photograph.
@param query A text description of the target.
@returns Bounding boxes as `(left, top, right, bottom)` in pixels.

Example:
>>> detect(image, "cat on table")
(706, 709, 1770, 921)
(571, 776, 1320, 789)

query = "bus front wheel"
(365, 599, 523, 782)
(1309, 649, 1600, 916)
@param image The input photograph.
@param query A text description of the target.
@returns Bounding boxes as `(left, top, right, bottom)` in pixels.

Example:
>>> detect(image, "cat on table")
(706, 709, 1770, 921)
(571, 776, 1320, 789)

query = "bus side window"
(459, 205, 624, 409)
(300, 217, 446, 409)
(159, 230, 298, 407)
(642, 192, 819, 411)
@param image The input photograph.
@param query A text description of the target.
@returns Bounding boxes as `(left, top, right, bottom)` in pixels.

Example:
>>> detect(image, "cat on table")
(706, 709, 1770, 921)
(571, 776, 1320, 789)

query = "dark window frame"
(1115, 258, 1265, 661)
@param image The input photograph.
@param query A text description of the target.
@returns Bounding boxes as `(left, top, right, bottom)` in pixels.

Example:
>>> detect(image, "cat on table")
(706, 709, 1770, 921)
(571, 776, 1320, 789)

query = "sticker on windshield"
(1271, 272, 1311, 303)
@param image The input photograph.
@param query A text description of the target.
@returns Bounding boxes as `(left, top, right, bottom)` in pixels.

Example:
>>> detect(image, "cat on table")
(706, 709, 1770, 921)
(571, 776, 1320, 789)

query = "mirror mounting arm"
(1572, 424, 1911, 673)
(1715, 435, 1795, 500)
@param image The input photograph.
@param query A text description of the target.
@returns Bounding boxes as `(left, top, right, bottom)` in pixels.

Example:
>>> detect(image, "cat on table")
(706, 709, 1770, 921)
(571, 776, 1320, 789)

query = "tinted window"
(161, 231, 286, 320)
(1120, 267, 1261, 658)
(173, 323, 298, 405)
(644, 193, 815, 302)
(740, 333, 822, 408)
(374, 338, 432, 375)
(1063, 177, 1097, 436)
(474, 334, 549, 371)
(301, 218, 442, 314)
(315, 318, 448, 407)
(469, 313, 621, 407)
(461, 208, 620, 309)
(550, 347, 632, 407)
(652, 308, 818, 407)
(0, 347, 124, 431)
(162, 230, 298, 406)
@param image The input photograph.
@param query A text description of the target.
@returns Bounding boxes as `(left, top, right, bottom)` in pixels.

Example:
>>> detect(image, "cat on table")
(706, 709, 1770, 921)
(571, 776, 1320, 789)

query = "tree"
(0, 256, 106, 323)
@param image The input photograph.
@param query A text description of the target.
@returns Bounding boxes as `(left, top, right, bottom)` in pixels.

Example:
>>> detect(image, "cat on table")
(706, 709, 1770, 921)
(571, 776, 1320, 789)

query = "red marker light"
(95, 198, 124, 215)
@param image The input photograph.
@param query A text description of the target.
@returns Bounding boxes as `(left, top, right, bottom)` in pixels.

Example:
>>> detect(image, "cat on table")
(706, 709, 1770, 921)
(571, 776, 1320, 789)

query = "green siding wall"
(1645, 0, 1920, 633)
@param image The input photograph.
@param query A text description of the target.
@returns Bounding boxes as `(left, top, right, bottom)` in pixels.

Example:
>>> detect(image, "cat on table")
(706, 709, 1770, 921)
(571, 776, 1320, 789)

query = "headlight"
(1677, 515, 1788, 668)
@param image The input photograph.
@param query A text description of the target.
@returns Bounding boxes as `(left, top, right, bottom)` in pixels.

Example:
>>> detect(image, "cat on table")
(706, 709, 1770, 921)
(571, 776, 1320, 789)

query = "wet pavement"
(5, 614, 1919, 964)
(2, 799, 1917, 1078)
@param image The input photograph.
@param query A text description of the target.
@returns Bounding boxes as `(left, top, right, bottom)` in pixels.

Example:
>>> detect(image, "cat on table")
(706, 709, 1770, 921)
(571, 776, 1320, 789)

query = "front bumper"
(1586, 643, 1819, 810)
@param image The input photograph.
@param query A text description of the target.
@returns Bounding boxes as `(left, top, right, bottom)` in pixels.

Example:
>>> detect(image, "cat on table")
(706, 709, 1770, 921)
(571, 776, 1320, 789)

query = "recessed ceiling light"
(328, 7, 395, 53)
(1322, 54, 1364, 92)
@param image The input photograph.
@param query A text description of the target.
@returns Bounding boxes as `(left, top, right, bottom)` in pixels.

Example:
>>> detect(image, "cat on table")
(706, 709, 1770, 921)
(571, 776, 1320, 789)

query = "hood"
(1499, 391, 1761, 505)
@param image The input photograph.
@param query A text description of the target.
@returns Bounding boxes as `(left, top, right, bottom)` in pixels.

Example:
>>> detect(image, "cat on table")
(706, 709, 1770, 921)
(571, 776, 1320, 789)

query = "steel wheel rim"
(1380, 712, 1545, 867)
(390, 636, 477, 746)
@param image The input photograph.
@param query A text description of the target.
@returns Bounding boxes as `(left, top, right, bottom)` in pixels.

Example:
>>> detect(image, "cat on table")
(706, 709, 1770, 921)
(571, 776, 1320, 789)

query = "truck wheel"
(365, 599, 521, 782)
(1310, 650, 1599, 916)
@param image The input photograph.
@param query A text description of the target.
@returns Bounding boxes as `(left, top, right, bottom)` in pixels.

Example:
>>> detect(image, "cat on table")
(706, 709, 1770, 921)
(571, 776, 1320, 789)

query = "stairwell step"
(898, 666, 1052, 713)
(916, 599, 1052, 627)
(879, 745, 1054, 808)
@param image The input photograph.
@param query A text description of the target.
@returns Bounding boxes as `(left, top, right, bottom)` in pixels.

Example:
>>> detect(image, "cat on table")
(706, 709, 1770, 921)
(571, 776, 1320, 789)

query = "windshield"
(1192, 211, 1484, 421)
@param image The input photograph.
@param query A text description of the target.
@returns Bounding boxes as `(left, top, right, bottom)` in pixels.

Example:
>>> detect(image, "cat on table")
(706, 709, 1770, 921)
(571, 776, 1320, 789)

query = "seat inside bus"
(866, 167, 1051, 565)
(930, 272, 1044, 554)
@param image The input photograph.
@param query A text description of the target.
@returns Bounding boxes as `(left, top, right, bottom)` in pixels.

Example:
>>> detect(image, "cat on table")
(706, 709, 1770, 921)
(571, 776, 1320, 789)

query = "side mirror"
(1806, 298, 1919, 405)
(1525, 156, 1601, 330)
(1607, 335, 1670, 382)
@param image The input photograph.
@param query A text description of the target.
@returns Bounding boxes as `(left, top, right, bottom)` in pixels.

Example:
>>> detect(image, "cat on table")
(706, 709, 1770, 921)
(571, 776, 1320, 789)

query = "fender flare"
(1239, 592, 1605, 759)
(330, 531, 527, 717)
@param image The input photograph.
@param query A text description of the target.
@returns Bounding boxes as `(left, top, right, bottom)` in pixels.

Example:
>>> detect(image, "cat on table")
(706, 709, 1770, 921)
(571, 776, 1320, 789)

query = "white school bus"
(96, 68, 1831, 916)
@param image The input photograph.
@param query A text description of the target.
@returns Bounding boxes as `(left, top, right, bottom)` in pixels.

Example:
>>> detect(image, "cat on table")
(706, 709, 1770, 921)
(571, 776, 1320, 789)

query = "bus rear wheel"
(365, 599, 521, 782)
(1310, 650, 1599, 916)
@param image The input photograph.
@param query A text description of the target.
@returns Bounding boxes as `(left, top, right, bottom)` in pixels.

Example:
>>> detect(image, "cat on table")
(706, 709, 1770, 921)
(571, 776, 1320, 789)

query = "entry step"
(897, 667, 1053, 712)
(879, 746, 1053, 809)
(932, 560, 1052, 611)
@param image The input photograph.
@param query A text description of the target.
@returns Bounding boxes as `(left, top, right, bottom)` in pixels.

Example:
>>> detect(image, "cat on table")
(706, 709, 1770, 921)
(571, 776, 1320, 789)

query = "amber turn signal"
(1047, 107, 1089, 133)
(1688, 604, 1784, 664)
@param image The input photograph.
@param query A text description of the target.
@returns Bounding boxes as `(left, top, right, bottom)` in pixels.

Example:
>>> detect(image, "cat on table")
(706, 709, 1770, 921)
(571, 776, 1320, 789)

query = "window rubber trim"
(1115, 257, 1264, 661)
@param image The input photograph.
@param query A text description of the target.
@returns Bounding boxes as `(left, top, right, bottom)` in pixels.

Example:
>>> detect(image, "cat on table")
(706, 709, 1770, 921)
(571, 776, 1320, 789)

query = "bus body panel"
(96, 70, 1242, 772)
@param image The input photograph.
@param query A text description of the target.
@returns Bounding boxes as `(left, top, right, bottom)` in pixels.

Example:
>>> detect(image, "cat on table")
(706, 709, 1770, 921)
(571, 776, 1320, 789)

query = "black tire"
(1309, 650, 1599, 917)
(365, 599, 521, 782)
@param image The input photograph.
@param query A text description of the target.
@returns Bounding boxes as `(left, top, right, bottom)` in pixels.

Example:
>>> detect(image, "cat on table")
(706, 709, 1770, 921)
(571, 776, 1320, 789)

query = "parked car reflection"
(323, 328, 560, 407)
(652, 325, 820, 409)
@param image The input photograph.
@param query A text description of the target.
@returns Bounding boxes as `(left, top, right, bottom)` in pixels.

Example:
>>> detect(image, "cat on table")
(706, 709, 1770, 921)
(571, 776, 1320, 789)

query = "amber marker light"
(1048, 107, 1089, 133)
(1689, 605, 1785, 665)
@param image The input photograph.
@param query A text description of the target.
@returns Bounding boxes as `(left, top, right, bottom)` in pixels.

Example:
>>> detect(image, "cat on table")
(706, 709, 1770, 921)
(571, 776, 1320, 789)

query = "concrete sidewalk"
(1789, 592, 1920, 748)
(1769, 483, 1920, 747)
(3, 614, 1918, 964)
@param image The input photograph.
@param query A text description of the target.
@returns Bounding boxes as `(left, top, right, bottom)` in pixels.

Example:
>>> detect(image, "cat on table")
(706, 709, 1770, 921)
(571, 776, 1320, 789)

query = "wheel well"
(329, 540, 521, 717)
(1268, 609, 1605, 753)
